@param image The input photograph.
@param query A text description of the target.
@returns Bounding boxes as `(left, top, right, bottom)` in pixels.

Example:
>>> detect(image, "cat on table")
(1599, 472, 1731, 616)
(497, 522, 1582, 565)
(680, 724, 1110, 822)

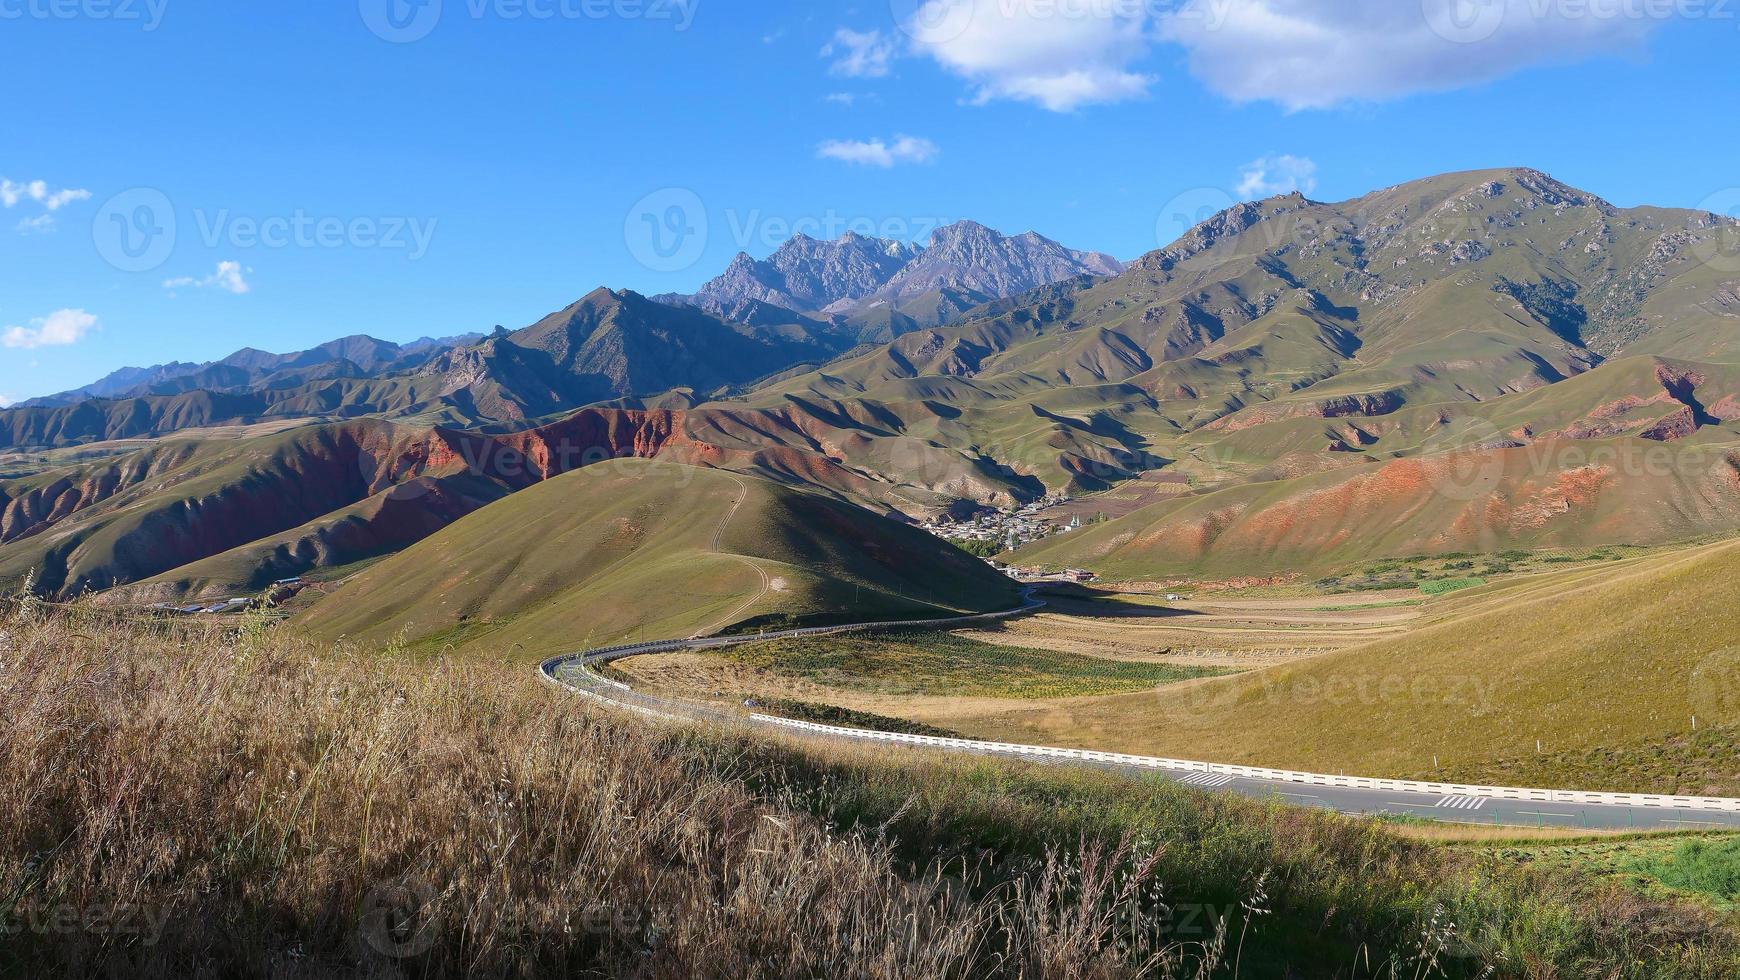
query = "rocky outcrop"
(679, 223, 1122, 323)
(689, 233, 921, 313)
(1206, 390, 1409, 433)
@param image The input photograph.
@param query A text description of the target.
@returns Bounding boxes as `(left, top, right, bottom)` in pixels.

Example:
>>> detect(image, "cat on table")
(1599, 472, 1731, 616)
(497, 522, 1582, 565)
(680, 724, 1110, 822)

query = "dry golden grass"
(0, 601, 1260, 979)
(4, 598, 1740, 978)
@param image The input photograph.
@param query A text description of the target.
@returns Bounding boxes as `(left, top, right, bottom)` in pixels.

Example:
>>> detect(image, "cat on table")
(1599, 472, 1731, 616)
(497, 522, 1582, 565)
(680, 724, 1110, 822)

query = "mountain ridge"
(7, 167, 1740, 588)
(668, 220, 1126, 334)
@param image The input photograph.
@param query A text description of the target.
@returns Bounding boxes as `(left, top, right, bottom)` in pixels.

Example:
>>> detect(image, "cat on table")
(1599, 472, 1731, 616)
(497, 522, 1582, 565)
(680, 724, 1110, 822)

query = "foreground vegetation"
(3, 601, 1739, 977)
(1482, 834, 1740, 913)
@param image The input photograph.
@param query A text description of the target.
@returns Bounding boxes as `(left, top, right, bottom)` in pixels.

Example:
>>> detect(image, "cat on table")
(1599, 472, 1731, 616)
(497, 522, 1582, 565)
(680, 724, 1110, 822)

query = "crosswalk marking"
(1176, 772, 1236, 789)
(1435, 796, 1487, 811)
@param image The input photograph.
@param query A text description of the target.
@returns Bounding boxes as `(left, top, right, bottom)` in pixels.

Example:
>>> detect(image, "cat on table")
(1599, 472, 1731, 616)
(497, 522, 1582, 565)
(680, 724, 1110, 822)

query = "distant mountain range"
(21, 334, 485, 408)
(7, 168, 1740, 599)
(2, 221, 1127, 448)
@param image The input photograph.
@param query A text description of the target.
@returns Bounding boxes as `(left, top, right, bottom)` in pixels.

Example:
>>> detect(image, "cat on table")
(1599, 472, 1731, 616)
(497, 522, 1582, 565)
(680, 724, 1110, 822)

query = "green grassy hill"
(1040, 537, 1740, 792)
(297, 459, 1022, 659)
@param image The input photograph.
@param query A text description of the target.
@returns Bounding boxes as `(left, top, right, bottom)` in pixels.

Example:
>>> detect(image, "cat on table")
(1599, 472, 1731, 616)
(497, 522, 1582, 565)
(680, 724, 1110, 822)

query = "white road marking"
(1175, 772, 1236, 789)
(1435, 796, 1487, 811)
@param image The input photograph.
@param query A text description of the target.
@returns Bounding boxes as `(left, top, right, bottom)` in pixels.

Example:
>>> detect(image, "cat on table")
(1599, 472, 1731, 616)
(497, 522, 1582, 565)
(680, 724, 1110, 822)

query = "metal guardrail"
(747, 717, 1740, 813)
(540, 595, 1740, 815)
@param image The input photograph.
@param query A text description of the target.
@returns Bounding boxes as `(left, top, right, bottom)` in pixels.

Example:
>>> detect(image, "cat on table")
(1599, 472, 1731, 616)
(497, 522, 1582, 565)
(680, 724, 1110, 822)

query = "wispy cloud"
(821, 27, 896, 78)
(1236, 155, 1319, 199)
(15, 213, 58, 234)
(1, 177, 90, 234)
(2, 309, 100, 350)
(0, 178, 91, 212)
(816, 135, 939, 168)
(164, 261, 253, 296)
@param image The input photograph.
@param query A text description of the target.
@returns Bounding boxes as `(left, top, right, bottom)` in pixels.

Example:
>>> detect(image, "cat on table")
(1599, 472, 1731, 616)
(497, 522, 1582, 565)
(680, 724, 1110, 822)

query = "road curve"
(540, 598, 1740, 833)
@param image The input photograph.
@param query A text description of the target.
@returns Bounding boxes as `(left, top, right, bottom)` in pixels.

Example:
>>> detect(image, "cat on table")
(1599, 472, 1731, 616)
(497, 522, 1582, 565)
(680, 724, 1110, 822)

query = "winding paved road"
(541, 599, 1740, 833)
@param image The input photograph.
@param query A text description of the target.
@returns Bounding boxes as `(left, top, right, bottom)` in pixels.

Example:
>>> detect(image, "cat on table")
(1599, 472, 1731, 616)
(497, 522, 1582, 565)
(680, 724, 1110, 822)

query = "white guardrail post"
(539, 595, 1740, 815)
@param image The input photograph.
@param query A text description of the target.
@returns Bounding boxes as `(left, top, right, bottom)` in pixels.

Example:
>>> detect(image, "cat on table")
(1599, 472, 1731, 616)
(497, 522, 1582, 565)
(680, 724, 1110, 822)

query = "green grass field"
(749, 696, 976, 738)
(1493, 834, 1740, 913)
(716, 628, 1227, 700)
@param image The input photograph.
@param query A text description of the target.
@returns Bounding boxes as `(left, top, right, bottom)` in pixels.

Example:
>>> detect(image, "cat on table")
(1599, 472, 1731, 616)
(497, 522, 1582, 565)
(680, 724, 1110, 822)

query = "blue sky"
(2, 0, 1738, 403)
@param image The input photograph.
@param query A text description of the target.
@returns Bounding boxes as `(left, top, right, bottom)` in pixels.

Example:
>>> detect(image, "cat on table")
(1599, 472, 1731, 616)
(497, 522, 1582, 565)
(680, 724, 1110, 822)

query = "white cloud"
(0, 395, 15, 409)
(0, 178, 91, 212)
(899, 0, 1663, 113)
(824, 92, 858, 106)
(15, 213, 57, 234)
(1161, 0, 1661, 110)
(817, 135, 939, 168)
(821, 27, 896, 78)
(164, 260, 252, 295)
(904, 0, 1155, 111)
(1236, 155, 1318, 199)
(2, 309, 100, 350)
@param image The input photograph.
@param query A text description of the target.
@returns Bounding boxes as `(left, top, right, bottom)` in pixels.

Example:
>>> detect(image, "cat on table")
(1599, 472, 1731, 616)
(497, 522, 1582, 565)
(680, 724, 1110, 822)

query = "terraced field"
(952, 587, 1424, 668)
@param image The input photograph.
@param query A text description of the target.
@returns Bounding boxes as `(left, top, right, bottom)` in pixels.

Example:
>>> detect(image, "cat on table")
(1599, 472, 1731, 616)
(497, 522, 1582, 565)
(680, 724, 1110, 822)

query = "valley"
(6, 167, 1740, 814)
(20, 6, 1740, 973)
